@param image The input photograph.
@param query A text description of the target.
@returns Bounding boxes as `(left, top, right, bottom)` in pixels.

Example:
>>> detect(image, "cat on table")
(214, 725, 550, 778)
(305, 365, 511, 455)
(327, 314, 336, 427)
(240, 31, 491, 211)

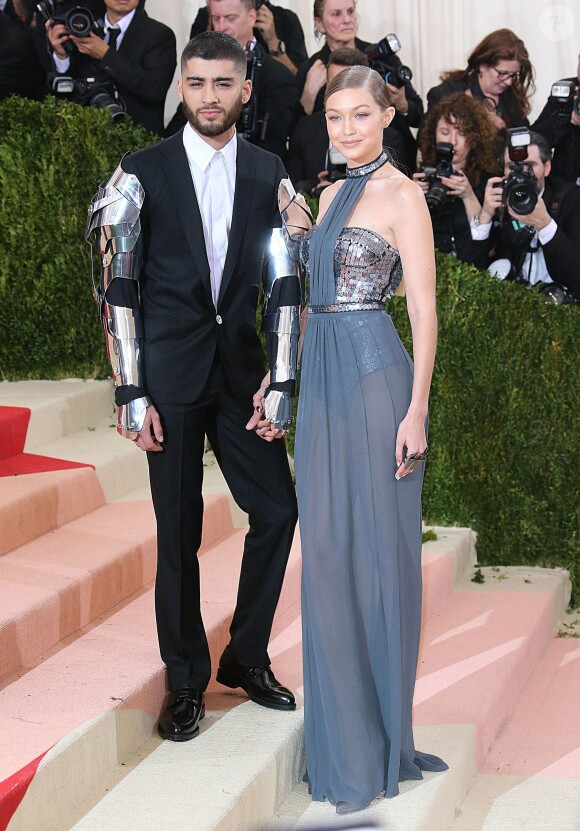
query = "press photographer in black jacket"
(46, 0, 176, 135)
(532, 53, 580, 185)
(463, 130, 580, 302)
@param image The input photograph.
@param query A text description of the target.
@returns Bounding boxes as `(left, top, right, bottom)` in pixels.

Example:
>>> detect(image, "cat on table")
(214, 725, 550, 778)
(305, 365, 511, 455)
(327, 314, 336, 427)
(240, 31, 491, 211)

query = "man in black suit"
(532, 54, 580, 185)
(190, 0, 308, 74)
(0, 3, 46, 101)
(46, 0, 176, 135)
(87, 31, 298, 742)
(462, 131, 580, 301)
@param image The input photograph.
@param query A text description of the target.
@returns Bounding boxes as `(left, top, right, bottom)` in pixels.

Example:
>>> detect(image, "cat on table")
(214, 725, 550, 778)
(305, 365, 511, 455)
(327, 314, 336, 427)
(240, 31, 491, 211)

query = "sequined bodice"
(301, 225, 402, 307)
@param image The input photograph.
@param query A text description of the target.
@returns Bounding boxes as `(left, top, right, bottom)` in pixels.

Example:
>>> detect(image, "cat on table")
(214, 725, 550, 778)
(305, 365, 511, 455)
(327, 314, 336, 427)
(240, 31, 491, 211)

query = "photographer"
(295, 0, 423, 140)
(414, 93, 498, 256)
(287, 47, 412, 193)
(532, 53, 580, 185)
(166, 0, 297, 161)
(190, 0, 308, 74)
(427, 29, 534, 132)
(0, 2, 46, 101)
(46, 0, 176, 135)
(464, 130, 580, 302)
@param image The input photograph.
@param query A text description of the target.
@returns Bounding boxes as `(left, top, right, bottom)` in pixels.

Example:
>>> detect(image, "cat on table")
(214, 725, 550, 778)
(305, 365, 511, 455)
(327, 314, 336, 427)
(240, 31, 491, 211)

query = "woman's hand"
(441, 170, 474, 201)
(412, 171, 429, 194)
(394, 411, 428, 480)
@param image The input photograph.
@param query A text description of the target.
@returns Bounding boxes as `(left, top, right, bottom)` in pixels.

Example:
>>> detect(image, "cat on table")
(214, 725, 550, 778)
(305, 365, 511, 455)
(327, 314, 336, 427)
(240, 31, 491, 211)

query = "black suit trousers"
(147, 362, 298, 692)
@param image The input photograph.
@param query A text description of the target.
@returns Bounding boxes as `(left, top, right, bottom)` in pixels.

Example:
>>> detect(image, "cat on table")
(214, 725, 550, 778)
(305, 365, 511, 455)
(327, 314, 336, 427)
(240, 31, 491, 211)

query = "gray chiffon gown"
(294, 151, 448, 812)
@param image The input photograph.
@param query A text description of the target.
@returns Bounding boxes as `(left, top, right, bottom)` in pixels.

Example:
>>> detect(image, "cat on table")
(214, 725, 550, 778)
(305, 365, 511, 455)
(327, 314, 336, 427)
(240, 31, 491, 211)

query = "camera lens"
(425, 183, 448, 214)
(66, 7, 94, 37)
(507, 182, 537, 215)
(90, 91, 127, 121)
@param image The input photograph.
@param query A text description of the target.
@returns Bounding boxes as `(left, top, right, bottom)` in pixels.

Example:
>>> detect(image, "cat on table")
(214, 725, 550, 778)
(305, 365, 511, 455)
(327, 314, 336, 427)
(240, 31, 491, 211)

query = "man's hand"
(133, 405, 164, 452)
(479, 176, 504, 224)
(46, 20, 70, 59)
(300, 59, 327, 114)
(386, 83, 408, 114)
(571, 109, 580, 127)
(508, 194, 551, 231)
(71, 32, 110, 60)
(254, 3, 278, 50)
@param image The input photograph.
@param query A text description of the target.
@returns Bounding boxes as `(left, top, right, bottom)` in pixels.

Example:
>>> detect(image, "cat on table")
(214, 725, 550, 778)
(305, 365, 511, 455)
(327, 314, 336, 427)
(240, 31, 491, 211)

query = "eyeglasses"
(493, 67, 520, 81)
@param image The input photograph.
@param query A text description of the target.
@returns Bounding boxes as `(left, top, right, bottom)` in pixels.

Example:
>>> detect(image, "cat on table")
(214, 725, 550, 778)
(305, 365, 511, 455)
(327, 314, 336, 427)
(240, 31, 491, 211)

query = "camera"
(495, 126, 538, 215)
(550, 80, 580, 124)
(37, 1, 104, 56)
(49, 73, 127, 121)
(365, 33, 413, 89)
(326, 146, 348, 183)
(239, 45, 269, 142)
(421, 142, 461, 214)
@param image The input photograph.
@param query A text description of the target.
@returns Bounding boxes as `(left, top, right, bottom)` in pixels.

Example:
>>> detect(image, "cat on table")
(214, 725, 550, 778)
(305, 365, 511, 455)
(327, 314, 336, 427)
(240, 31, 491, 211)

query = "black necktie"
(108, 27, 120, 50)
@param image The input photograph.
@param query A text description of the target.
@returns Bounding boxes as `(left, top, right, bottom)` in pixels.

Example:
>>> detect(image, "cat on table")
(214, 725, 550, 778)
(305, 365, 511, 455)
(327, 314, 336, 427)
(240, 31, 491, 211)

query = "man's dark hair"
(181, 31, 247, 75)
(327, 47, 369, 70)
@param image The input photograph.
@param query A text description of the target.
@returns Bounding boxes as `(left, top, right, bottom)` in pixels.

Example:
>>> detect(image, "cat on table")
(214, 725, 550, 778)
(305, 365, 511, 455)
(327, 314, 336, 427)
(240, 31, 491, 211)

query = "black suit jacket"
(460, 176, 580, 294)
(61, 9, 176, 135)
(531, 77, 580, 184)
(120, 132, 285, 404)
(0, 13, 46, 101)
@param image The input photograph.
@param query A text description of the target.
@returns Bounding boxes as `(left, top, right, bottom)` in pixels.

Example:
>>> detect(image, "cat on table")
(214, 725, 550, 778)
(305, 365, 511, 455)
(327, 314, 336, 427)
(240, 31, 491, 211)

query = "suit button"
(216, 314, 223, 324)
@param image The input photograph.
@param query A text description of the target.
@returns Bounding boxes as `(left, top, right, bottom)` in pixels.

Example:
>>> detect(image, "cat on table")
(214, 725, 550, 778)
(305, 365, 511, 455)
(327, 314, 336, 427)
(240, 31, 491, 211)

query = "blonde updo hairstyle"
(324, 65, 392, 110)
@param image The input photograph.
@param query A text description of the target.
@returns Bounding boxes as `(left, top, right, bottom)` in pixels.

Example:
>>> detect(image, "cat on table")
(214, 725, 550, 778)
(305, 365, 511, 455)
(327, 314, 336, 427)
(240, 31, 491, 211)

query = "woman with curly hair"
(427, 28, 535, 131)
(414, 93, 498, 255)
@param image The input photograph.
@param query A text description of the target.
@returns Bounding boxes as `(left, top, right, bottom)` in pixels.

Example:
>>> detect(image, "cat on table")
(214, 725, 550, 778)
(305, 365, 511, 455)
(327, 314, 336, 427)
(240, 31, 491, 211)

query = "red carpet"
(0, 751, 50, 831)
(0, 406, 93, 477)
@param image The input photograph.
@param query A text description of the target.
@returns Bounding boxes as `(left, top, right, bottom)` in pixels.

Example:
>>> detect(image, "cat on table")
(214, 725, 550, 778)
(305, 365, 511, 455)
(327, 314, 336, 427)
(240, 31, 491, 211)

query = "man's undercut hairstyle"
(324, 65, 391, 110)
(328, 47, 369, 70)
(181, 31, 248, 76)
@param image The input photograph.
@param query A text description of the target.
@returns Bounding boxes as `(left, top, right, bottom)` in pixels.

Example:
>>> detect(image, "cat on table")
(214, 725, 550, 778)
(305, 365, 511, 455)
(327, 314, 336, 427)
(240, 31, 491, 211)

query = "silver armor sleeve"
(86, 162, 150, 440)
(262, 179, 312, 430)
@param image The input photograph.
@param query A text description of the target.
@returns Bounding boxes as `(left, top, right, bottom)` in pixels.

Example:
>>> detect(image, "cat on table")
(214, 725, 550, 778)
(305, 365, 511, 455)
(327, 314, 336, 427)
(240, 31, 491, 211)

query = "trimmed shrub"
(1, 97, 578, 596)
(0, 96, 156, 380)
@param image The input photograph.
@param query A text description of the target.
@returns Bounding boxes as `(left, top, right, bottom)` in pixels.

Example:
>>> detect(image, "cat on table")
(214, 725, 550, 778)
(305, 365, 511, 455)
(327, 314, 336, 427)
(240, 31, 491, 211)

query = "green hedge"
(0, 96, 156, 379)
(1, 98, 578, 597)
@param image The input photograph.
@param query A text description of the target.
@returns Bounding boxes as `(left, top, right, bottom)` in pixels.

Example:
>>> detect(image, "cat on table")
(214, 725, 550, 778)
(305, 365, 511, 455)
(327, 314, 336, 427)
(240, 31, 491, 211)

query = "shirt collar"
(183, 122, 238, 174)
(105, 9, 136, 35)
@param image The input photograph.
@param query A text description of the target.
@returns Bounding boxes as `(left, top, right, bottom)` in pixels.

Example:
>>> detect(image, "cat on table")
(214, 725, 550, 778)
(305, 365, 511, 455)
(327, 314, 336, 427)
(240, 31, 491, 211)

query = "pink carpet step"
(0, 529, 302, 790)
(0, 494, 235, 681)
(482, 637, 580, 779)
(414, 588, 557, 762)
(0, 468, 106, 557)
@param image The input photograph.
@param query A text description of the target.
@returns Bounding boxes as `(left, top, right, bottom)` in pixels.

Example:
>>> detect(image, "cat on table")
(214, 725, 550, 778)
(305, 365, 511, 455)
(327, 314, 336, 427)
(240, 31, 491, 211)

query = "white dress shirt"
(53, 9, 136, 74)
(470, 188, 557, 285)
(182, 123, 237, 308)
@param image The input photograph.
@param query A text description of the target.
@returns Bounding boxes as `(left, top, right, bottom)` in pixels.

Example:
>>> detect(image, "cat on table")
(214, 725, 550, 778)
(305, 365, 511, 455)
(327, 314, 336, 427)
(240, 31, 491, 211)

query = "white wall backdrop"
(146, 0, 579, 125)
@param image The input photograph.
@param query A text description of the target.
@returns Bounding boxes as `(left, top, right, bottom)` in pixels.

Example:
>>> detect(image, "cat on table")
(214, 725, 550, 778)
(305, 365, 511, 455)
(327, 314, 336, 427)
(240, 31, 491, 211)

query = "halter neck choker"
(345, 149, 389, 178)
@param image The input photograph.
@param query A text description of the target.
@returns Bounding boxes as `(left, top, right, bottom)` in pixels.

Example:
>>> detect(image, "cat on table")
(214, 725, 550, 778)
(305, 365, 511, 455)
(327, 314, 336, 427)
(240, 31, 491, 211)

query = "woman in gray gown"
(293, 66, 448, 813)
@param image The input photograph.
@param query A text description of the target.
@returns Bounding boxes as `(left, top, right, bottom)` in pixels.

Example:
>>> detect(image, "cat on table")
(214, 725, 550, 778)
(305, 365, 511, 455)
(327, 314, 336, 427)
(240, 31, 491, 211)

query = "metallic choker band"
(345, 150, 390, 178)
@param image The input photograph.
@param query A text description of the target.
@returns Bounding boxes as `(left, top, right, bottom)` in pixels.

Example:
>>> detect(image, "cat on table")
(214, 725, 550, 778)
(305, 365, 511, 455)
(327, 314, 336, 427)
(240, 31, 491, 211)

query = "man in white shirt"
(465, 131, 580, 300)
(46, 0, 176, 134)
(88, 31, 298, 743)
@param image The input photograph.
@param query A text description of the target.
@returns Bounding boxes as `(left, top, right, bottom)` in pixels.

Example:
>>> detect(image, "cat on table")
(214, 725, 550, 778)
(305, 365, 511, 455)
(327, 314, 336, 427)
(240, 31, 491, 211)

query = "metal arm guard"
(86, 163, 150, 440)
(262, 179, 312, 430)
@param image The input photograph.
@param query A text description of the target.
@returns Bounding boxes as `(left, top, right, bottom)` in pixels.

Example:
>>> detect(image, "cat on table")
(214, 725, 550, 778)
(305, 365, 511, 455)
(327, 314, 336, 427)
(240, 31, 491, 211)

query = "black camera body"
(421, 142, 461, 214)
(495, 127, 538, 216)
(49, 73, 127, 121)
(550, 79, 580, 124)
(365, 33, 413, 89)
(37, 1, 104, 55)
(239, 47, 269, 142)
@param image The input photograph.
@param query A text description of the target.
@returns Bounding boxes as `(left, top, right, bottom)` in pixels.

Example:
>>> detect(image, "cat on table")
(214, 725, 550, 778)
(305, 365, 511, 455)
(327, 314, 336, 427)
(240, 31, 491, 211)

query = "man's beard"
(183, 95, 244, 138)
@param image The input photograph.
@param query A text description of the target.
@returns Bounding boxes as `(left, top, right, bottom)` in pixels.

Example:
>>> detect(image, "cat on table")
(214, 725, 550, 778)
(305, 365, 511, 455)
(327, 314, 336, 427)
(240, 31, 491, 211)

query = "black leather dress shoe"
(158, 687, 205, 741)
(216, 645, 296, 711)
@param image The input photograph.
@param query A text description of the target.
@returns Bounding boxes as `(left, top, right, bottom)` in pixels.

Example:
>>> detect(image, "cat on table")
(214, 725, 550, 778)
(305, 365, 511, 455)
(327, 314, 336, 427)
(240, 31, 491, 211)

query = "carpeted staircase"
(0, 380, 577, 831)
